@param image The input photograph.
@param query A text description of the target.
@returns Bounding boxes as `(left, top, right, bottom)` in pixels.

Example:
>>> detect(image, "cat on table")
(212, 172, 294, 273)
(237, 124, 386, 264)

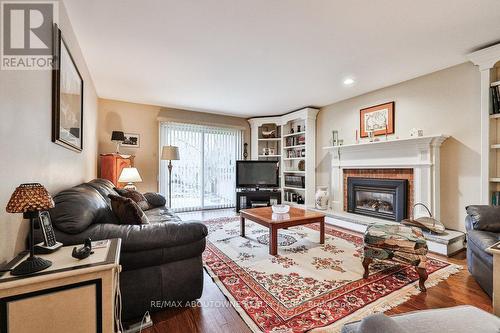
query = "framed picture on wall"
(122, 133, 140, 148)
(52, 24, 84, 152)
(360, 101, 395, 138)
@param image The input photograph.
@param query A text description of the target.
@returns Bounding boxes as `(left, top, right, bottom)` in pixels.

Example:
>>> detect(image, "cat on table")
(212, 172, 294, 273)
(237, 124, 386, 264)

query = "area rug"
(202, 216, 461, 333)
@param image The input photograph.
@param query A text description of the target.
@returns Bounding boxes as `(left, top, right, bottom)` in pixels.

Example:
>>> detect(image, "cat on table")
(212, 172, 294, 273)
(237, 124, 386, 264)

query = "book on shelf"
(491, 85, 500, 114)
(492, 191, 500, 206)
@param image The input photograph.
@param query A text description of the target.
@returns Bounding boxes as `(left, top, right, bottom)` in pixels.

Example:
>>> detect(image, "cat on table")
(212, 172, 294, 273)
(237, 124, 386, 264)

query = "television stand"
(236, 189, 281, 212)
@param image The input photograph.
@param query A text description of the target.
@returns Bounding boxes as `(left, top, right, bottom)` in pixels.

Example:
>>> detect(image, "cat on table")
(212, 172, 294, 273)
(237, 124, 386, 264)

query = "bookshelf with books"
(468, 43, 500, 205)
(489, 64, 500, 205)
(248, 108, 319, 207)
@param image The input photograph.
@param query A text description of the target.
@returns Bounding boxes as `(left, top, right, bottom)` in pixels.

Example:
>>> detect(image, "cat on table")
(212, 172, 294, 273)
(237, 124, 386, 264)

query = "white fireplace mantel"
(323, 135, 449, 220)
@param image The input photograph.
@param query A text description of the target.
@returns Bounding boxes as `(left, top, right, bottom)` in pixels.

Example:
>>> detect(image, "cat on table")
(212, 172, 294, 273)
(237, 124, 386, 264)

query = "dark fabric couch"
(34, 178, 208, 320)
(465, 205, 500, 298)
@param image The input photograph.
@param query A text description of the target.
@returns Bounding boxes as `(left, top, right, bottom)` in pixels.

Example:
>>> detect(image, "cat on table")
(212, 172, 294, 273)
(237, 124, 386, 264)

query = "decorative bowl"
(272, 204, 290, 214)
(272, 213, 290, 221)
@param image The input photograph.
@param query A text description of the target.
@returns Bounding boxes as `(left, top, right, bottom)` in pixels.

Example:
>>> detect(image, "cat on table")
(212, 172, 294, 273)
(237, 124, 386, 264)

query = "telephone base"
(34, 241, 63, 254)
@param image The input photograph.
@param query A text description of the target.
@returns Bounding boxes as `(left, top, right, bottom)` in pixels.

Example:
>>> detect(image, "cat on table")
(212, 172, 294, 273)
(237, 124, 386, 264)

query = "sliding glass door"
(159, 122, 242, 212)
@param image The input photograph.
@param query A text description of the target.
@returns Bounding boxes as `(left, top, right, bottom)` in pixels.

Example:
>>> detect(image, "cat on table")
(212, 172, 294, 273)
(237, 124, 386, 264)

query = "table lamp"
(118, 167, 142, 190)
(161, 146, 180, 208)
(111, 131, 125, 153)
(6, 183, 54, 276)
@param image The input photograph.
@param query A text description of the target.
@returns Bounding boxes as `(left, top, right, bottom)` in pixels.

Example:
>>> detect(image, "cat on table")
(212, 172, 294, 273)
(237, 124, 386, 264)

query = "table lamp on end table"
(118, 167, 142, 190)
(161, 145, 180, 208)
(6, 183, 54, 276)
(111, 131, 125, 154)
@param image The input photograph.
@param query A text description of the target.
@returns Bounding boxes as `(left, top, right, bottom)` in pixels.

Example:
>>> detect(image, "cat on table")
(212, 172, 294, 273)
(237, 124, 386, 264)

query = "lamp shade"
(161, 146, 180, 160)
(111, 131, 125, 141)
(6, 183, 54, 213)
(118, 167, 143, 183)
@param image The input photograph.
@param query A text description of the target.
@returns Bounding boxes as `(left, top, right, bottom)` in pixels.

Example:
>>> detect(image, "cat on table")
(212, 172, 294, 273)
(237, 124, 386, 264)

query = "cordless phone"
(34, 211, 63, 254)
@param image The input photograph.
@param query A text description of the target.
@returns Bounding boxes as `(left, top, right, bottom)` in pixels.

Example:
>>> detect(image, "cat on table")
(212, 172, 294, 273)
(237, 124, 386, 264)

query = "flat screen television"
(236, 160, 279, 188)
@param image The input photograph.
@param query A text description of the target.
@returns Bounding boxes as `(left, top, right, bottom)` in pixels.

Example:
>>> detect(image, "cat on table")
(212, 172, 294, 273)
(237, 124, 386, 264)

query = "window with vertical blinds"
(159, 122, 243, 212)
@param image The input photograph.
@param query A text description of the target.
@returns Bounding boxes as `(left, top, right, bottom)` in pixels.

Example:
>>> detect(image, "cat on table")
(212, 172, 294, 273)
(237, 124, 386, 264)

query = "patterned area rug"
(202, 216, 460, 333)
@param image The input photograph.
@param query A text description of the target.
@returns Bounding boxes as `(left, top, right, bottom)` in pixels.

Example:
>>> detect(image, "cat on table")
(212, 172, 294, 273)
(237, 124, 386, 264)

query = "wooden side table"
(487, 242, 500, 316)
(0, 239, 121, 333)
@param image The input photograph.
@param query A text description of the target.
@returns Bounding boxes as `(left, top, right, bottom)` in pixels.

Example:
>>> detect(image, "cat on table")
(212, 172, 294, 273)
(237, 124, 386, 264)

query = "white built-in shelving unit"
(468, 44, 500, 204)
(248, 108, 319, 207)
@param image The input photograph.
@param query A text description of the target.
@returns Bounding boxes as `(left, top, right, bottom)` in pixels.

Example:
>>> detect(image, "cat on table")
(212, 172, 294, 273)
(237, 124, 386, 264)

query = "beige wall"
(0, 2, 98, 263)
(98, 98, 250, 192)
(316, 62, 481, 231)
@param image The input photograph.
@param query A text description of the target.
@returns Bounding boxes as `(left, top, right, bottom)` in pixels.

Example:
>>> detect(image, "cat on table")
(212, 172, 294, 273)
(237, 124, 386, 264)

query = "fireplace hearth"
(347, 177, 408, 221)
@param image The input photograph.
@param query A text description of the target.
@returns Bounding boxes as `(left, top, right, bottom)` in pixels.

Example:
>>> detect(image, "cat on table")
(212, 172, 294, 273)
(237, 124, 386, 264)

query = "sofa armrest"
(47, 221, 208, 252)
(465, 215, 474, 232)
(466, 205, 500, 233)
(97, 221, 208, 252)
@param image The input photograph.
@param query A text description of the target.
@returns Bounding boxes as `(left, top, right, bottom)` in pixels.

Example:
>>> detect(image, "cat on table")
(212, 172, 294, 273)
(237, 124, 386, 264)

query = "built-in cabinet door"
(115, 158, 132, 188)
(99, 154, 134, 187)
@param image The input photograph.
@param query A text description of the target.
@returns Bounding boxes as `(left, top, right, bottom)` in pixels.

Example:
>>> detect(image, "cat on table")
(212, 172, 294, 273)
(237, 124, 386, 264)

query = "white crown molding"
(467, 43, 500, 70)
(248, 107, 319, 127)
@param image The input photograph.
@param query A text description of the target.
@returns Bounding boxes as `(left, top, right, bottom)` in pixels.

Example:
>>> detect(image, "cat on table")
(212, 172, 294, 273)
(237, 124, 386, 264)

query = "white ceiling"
(64, 0, 500, 117)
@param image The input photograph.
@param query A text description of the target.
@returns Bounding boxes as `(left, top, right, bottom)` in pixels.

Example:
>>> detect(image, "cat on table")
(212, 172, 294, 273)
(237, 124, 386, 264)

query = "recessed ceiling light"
(343, 78, 355, 86)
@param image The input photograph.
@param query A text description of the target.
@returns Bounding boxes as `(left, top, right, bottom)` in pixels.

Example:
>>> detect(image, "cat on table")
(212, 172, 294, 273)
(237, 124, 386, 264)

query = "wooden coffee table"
(239, 207, 325, 255)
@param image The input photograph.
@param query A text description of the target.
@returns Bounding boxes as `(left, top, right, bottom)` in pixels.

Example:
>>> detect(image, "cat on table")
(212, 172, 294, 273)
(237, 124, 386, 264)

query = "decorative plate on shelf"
(298, 160, 305, 171)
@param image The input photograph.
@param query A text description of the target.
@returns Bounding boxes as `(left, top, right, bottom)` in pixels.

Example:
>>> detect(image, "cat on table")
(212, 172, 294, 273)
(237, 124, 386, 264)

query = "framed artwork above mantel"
(52, 24, 84, 152)
(360, 101, 395, 138)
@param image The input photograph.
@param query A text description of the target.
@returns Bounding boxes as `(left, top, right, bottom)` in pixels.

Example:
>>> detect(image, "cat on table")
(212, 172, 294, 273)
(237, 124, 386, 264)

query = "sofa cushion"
(86, 178, 120, 206)
(114, 187, 150, 211)
(109, 194, 149, 225)
(143, 192, 167, 208)
(49, 184, 117, 234)
(144, 206, 182, 223)
(467, 229, 499, 252)
(466, 205, 500, 232)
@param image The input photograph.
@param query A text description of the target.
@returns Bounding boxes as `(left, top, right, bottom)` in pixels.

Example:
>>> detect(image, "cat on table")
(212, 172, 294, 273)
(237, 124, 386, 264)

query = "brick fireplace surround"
(343, 168, 414, 218)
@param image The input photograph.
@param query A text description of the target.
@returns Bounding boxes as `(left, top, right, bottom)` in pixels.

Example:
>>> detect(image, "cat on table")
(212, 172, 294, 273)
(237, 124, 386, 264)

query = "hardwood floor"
(143, 209, 492, 333)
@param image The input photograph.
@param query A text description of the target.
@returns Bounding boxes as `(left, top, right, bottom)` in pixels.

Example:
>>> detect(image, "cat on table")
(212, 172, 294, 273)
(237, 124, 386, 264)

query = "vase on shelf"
(315, 186, 329, 210)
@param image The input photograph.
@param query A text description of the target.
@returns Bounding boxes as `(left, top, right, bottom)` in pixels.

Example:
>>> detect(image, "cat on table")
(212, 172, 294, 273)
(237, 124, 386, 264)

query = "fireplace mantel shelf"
(322, 134, 449, 151)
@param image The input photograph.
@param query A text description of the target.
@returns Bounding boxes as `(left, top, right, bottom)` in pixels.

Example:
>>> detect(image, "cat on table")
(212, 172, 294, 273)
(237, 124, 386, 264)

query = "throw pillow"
(108, 194, 149, 225)
(143, 192, 167, 208)
(114, 187, 150, 211)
